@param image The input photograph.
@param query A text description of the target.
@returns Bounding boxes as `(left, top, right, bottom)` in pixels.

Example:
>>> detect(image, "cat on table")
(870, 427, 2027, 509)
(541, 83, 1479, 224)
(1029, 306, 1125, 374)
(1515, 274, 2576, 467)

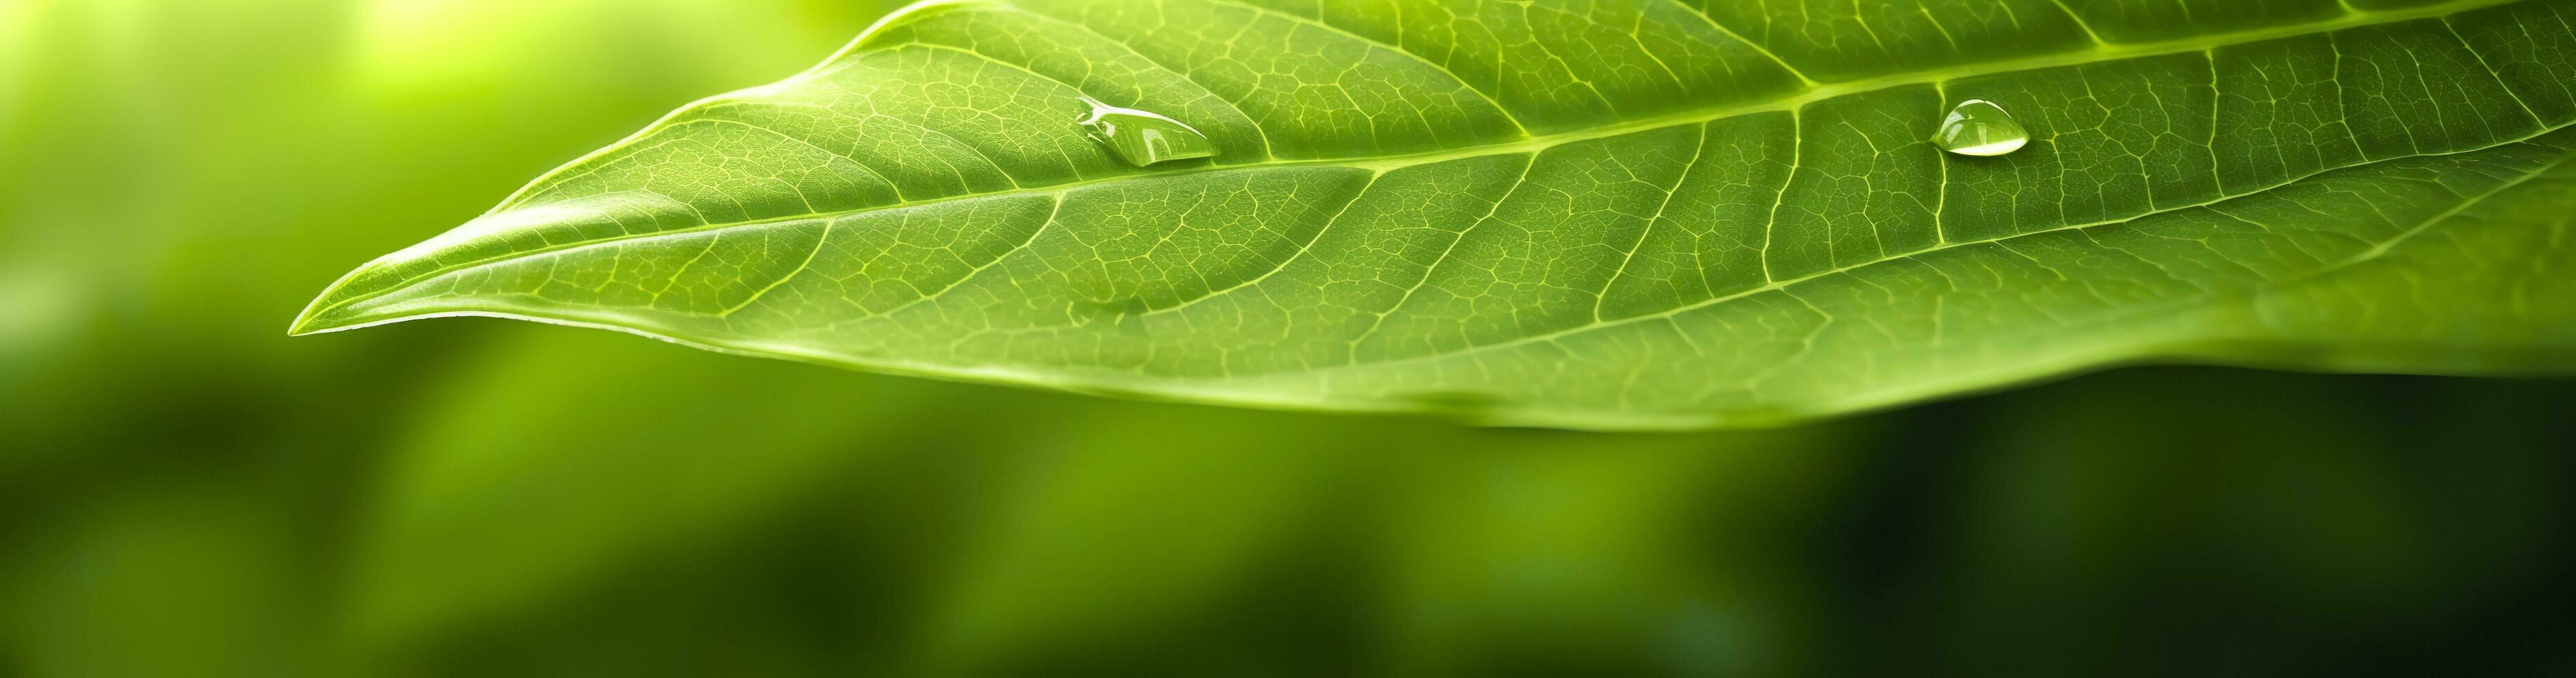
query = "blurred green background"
(3, 1, 2573, 675)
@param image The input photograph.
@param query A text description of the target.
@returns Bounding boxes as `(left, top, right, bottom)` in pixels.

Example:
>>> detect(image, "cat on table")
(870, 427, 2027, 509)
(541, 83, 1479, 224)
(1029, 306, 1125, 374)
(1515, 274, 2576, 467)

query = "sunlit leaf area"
(296, 0, 2576, 427)
(5, 0, 2575, 675)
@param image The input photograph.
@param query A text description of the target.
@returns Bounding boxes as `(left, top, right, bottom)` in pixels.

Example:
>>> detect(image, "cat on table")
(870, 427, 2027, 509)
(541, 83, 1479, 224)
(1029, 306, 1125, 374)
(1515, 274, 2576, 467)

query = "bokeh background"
(3, 1, 2573, 675)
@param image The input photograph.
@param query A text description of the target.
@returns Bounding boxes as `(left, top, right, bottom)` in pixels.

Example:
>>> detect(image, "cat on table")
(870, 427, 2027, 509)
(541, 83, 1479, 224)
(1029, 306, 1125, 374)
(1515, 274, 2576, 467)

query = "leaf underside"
(295, 0, 2576, 429)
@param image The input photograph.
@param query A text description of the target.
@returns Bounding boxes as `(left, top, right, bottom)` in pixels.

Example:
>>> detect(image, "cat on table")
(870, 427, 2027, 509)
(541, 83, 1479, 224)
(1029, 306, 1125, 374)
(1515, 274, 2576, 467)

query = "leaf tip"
(284, 309, 338, 338)
(286, 298, 349, 338)
(286, 263, 383, 337)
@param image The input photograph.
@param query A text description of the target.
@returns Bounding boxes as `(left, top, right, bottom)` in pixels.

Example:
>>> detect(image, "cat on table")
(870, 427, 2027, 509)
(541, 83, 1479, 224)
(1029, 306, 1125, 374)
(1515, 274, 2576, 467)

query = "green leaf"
(293, 0, 2576, 429)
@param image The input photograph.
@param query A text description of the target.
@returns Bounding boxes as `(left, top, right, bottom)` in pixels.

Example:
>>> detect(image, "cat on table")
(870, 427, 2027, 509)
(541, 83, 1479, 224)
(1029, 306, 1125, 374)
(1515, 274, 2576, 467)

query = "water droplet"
(1079, 98, 1216, 167)
(1934, 99, 2028, 157)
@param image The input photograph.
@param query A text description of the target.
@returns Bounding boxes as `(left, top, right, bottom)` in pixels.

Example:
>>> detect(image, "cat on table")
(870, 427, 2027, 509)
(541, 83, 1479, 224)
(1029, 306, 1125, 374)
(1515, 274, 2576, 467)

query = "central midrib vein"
(313, 0, 2525, 322)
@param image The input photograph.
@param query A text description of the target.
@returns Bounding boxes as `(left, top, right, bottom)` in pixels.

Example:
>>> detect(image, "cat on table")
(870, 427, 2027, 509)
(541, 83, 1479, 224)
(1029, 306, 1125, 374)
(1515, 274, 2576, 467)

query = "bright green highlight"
(291, 0, 2576, 429)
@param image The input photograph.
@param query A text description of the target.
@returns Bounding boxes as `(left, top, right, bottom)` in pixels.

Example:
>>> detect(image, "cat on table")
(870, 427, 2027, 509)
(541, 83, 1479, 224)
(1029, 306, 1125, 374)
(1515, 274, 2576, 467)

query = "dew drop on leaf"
(1934, 99, 2029, 157)
(1079, 98, 1216, 167)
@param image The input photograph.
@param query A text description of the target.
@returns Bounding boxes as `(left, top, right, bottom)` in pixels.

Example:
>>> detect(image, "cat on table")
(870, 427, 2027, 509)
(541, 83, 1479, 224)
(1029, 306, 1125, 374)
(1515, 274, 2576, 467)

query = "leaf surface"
(295, 0, 2576, 428)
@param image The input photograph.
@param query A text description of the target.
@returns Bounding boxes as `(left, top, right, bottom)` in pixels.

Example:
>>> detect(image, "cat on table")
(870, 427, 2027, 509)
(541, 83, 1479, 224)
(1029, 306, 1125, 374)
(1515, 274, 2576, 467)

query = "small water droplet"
(1934, 99, 2028, 157)
(1079, 98, 1217, 167)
